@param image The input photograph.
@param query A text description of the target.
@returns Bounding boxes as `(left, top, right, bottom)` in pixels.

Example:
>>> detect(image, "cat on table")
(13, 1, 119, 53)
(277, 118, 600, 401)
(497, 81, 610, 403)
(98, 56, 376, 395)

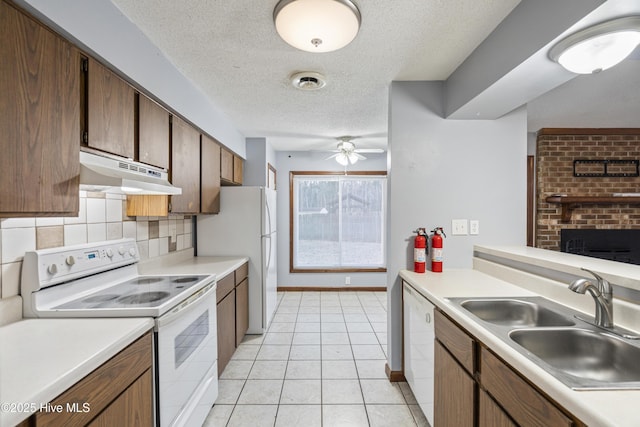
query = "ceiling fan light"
(550, 16, 640, 74)
(347, 153, 359, 164)
(335, 152, 349, 166)
(274, 0, 361, 53)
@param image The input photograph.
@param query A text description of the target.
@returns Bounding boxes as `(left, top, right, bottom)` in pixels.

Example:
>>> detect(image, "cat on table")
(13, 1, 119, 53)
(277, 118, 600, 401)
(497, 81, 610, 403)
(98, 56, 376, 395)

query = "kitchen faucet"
(569, 268, 613, 328)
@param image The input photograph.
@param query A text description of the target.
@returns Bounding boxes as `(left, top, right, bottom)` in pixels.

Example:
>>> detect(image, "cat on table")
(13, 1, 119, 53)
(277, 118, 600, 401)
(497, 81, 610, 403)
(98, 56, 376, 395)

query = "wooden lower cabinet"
(25, 332, 153, 427)
(434, 340, 474, 427)
(434, 309, 583, 427)
(87, 370, 153, 427)
(217, 288, 236, 376)
(479, 389, 517, 427)
(216, 263, 250, 375)
(235, 277, 249, 346)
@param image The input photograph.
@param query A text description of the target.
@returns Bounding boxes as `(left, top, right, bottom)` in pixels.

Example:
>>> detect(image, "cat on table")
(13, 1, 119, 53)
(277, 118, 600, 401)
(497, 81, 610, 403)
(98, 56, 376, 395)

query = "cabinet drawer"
(235, 262, 248, 285)
(480, 347, 573, 427)
(216, 273, 235, 303)
(434, 309, 475, 374)
(34, 332, 152, 427)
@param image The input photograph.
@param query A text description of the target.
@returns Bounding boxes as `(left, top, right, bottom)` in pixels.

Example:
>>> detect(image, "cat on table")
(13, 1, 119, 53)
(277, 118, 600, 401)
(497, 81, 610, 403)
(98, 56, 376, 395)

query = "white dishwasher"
(403, 282, 435, 426)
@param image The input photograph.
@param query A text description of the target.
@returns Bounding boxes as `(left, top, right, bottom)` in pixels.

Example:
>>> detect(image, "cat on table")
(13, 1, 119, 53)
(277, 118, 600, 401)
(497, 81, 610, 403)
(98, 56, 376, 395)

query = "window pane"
(293, 173, 386, 270)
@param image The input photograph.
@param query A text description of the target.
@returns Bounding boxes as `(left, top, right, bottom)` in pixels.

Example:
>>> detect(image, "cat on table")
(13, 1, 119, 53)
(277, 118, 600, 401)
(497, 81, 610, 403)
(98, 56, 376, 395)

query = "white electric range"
(21, 238, 218, 427)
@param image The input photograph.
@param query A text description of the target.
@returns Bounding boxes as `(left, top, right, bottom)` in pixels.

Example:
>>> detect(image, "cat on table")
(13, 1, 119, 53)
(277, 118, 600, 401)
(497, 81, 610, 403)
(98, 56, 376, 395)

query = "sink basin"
(459, 299, 575, 327)
(510, 328, 640, 385)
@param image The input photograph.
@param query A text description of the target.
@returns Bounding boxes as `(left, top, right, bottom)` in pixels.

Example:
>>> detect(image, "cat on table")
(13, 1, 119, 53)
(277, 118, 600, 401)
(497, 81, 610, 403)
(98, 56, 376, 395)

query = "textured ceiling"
(109, 0, 640, 152)
(110, 0, 521, 151)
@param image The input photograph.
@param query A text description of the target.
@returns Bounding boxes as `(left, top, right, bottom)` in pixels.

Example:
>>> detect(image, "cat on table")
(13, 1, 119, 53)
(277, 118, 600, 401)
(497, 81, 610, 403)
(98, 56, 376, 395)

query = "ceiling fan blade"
(354, 148, 384, 153)
(325, 153, 340, 160)
(353, 152, 367, 160)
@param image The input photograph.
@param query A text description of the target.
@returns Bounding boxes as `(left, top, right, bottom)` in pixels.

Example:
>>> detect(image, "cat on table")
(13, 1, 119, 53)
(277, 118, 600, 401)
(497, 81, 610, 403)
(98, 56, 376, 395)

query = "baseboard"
(385, 363, 406, 382)
(278, 286, 386, 292)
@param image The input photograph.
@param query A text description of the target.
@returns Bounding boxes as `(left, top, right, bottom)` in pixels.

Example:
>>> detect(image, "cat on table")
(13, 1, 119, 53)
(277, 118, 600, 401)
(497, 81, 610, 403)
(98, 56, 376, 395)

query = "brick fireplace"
(536, 128, 640, 258)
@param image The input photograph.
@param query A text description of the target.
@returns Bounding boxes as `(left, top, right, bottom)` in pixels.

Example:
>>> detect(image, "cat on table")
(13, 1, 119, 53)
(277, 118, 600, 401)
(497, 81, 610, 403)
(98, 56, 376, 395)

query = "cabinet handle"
(425, 313, 431, 323)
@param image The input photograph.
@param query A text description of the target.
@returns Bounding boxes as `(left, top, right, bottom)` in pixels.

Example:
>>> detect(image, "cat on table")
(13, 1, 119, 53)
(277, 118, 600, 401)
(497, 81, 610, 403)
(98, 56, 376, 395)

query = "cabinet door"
(87, 369, 153, 427)
(220, 147, 234, 182)
(201, 134, 221, 214)
(434, 340, 474, 427)
(479, 389, 517, 427)
(0, 1, 79, 216)
(403, 283, 435, 426)
(217, 289, 236, 376)
(86, 57, 135, 159)
(480, 347, 573, 427)
(138, 93, 169, 170)
(233, 154, 243, 184)
(235, 278, 249, 346)
(170, 116, 200, 213)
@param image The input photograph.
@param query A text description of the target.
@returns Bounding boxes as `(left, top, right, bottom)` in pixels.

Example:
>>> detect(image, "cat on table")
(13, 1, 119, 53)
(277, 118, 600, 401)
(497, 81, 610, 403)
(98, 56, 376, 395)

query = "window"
(290, 171, 387, 272)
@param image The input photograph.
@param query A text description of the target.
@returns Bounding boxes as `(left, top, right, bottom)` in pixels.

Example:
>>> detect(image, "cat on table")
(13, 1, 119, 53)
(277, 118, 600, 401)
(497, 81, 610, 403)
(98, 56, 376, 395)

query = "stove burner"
(117, 291, 170, 305)
(172, 277, 199, 284)
(132, 277, 164, 285)
(83, 294, 119, 303)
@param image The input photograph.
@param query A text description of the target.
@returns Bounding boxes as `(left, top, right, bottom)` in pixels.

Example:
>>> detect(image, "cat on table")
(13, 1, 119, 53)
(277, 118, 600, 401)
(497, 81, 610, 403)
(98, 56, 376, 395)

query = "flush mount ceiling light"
(549, 16, 640, 74)
(273, 0, 361, 53)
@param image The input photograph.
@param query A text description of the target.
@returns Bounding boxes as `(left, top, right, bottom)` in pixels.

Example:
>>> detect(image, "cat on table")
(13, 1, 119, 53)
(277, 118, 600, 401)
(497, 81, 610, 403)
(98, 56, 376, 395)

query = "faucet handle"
(580, 268, 612, 295)
(581, 267, 603, 282)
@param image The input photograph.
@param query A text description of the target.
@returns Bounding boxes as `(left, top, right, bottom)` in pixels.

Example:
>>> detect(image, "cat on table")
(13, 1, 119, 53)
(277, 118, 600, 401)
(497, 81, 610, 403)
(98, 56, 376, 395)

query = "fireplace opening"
(561, 229, 640, 265)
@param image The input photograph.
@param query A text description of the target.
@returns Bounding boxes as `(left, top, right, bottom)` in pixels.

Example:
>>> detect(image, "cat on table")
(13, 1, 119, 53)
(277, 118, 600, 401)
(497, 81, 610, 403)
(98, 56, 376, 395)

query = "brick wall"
(536, 129, 640, 250)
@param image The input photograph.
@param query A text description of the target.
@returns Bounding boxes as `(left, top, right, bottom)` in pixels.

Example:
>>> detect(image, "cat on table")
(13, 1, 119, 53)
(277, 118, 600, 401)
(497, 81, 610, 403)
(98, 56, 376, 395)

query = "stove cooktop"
(54, 275, 210, 310)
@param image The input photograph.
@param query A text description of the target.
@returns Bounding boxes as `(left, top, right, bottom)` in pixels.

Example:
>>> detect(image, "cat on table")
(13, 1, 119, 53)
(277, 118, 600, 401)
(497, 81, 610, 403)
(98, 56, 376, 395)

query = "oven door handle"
(155, 281, 216, 329)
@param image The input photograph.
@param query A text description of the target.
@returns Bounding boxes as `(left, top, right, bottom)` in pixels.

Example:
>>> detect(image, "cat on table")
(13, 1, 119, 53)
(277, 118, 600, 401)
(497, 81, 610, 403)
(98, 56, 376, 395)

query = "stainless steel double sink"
(447, 296, 640, 390)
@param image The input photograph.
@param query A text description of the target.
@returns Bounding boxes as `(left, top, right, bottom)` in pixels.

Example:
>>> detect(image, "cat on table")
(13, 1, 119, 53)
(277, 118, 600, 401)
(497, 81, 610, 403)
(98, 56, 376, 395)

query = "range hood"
(80, 151, 182, 195)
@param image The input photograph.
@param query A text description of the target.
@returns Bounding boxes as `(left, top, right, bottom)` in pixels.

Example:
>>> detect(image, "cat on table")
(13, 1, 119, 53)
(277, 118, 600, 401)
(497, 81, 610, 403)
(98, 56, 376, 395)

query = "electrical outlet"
(470, 220, 480, 235)
(345, 276, 351, 285)
(451, 219, 468, 235)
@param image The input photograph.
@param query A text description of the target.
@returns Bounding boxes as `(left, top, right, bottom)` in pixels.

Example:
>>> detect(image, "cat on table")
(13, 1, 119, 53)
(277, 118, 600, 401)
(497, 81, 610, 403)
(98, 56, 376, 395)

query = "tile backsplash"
(0, 191, 193, 301)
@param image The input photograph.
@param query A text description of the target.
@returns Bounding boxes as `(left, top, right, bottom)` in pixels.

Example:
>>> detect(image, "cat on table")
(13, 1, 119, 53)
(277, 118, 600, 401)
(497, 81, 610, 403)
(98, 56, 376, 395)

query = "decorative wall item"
(573, 159, 639, 177)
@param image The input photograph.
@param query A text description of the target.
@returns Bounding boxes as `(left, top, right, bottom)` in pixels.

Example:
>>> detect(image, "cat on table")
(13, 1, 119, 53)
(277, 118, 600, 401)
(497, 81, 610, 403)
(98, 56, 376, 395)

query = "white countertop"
(400, 267, 640, 427)
(138, 249, 248, 279)
(0, 317, 153, 427)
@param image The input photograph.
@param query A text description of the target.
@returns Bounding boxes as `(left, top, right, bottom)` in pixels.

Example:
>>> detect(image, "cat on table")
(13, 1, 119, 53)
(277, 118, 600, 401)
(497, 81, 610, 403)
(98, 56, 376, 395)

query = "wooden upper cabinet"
(138, 94, 169, 170)
(85, 56, 135, 159)
(220, 147, 243, 185)
(220, 147, 234, 182)
(233, 154, 243, 184)
(201, 134, 221, 214)
(0, 1, 79, 216)
(171, 116, 200, 213)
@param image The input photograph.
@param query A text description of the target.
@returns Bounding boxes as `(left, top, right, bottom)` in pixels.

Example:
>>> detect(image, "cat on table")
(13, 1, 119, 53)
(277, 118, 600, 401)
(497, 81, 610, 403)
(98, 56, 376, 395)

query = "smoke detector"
(290, 71, 326, 90)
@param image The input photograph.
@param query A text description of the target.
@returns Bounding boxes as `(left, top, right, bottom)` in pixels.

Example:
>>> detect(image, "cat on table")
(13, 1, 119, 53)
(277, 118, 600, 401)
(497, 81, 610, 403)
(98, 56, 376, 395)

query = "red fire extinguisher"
(431, 227, 446, 273)
(413, 228, 427, 273)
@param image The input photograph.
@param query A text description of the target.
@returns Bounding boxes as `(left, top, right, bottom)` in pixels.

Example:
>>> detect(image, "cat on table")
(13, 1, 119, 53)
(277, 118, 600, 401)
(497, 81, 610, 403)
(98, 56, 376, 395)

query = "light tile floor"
(204, 291, 430, 427)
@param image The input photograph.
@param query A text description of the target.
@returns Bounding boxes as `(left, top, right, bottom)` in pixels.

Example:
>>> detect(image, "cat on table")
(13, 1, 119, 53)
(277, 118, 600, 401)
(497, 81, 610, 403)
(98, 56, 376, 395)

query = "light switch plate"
(451, 219, 468, 235)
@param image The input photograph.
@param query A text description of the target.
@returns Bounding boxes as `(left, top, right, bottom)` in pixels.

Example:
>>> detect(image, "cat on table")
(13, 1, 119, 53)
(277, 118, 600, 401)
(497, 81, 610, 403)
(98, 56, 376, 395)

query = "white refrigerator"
(197, 187, 277, 334)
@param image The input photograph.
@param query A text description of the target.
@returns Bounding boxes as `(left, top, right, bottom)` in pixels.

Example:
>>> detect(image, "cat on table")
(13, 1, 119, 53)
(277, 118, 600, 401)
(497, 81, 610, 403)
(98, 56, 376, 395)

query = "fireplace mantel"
(546, 195, 640, 222)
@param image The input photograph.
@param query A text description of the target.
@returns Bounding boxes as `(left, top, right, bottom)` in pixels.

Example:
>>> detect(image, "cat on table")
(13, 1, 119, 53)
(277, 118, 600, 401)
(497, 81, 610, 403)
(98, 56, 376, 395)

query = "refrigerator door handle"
(264, 194, 273, 237)
(264, 234, 272, 270)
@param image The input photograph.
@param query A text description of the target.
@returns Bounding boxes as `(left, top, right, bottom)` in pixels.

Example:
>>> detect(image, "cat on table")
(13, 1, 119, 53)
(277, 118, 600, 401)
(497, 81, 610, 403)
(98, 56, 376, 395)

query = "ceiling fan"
(325, 136, 384, 165)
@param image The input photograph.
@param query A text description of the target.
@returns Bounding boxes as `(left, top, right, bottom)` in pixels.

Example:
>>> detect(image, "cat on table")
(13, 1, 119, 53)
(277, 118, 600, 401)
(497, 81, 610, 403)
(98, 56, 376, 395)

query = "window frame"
(289, 171, 388, 273)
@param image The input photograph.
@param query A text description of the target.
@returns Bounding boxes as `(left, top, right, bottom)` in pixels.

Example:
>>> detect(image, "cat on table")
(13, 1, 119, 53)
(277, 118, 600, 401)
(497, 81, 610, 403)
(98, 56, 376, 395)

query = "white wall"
(275, 151, 387, 288)
(245, 138, 277, 187)
(16, 0, 245, 156)
(387, 81, 528, 371)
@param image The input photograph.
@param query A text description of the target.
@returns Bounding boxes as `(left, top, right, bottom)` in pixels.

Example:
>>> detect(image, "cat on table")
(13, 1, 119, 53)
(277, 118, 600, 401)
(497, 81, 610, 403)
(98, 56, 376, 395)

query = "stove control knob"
(47, 264, 58, 275)
(106, 248, 114, 258)
(118, 246, 126, 256)
(129, 247, 136, 257)
(65, 256, 76, 266)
